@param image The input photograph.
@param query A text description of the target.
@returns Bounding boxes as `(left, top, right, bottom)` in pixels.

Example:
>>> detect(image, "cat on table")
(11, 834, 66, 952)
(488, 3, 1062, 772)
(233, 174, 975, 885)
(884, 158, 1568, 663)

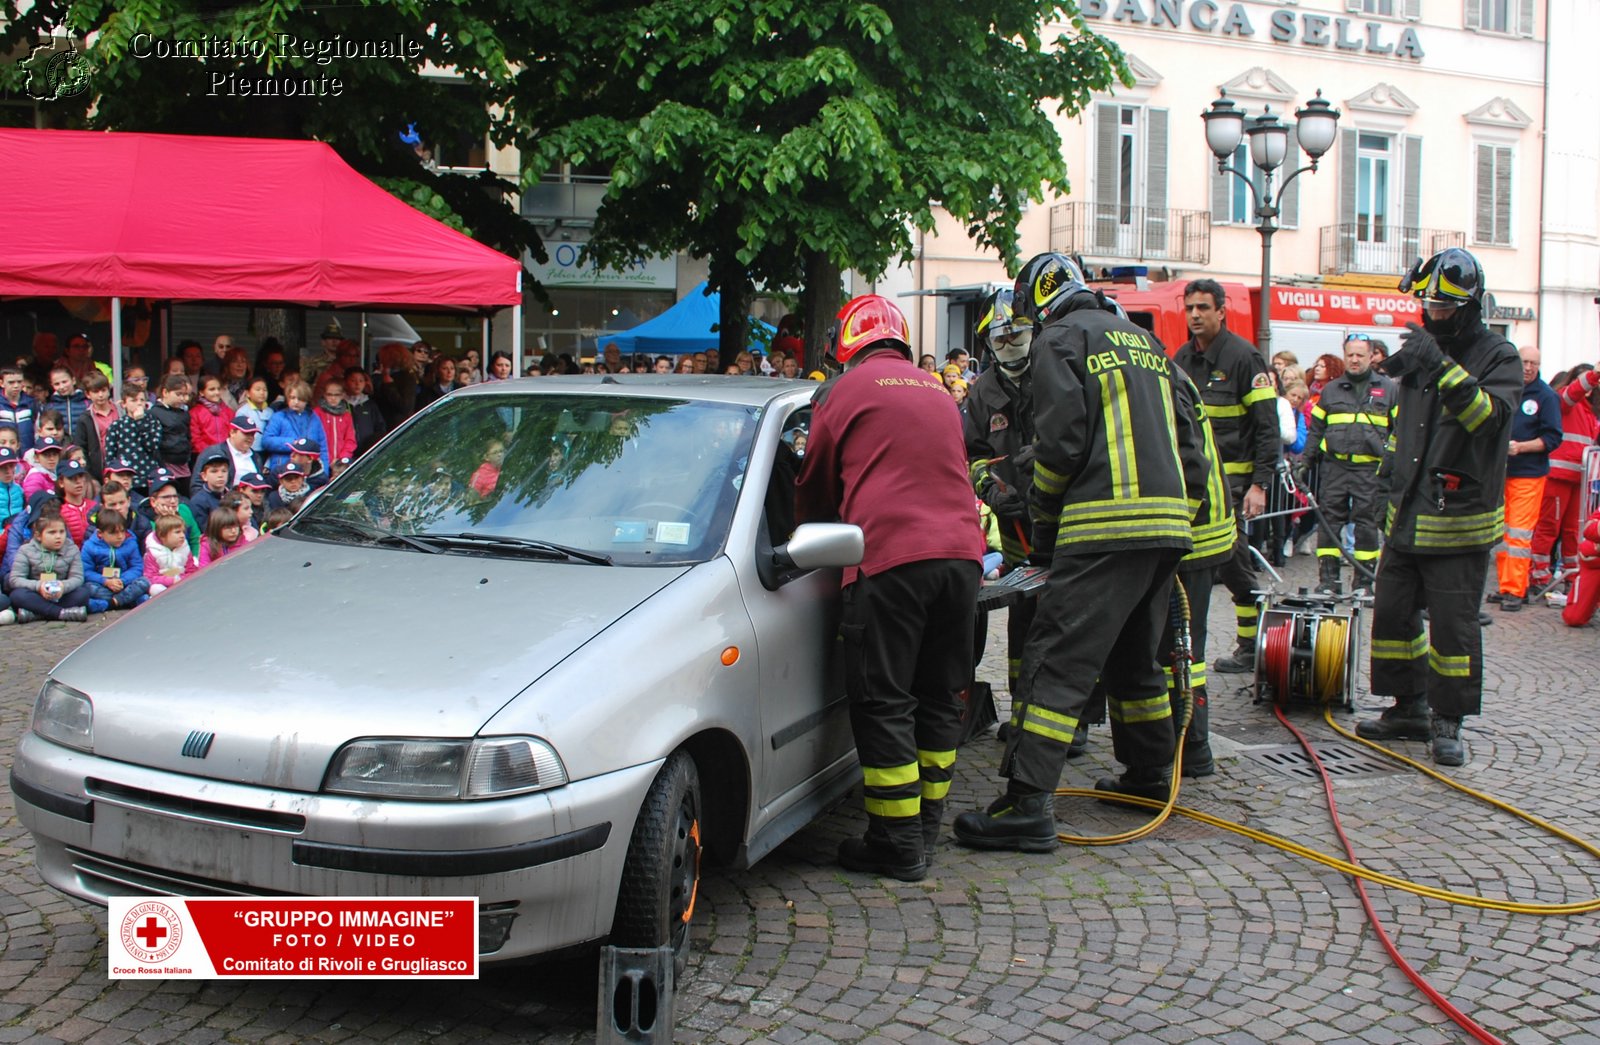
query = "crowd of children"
(0, 362, 344, 626)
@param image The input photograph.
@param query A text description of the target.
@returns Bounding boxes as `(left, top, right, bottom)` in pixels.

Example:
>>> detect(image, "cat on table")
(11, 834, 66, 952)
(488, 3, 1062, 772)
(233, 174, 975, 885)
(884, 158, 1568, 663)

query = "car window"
(292, 393, 761, 564)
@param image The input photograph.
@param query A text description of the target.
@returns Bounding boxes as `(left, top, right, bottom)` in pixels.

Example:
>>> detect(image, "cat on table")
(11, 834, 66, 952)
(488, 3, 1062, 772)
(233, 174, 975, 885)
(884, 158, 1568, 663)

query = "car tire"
(612, 750, 702, 976)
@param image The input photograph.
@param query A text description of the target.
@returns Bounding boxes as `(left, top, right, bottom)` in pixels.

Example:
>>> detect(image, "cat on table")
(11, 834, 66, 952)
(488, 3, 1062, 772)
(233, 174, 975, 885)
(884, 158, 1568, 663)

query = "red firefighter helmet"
(829, 294, 910, 366)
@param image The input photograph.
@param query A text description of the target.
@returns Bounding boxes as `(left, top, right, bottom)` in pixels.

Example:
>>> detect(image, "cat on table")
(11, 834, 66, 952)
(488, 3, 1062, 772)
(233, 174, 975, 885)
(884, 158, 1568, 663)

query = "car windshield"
(291, 392, 761, 564)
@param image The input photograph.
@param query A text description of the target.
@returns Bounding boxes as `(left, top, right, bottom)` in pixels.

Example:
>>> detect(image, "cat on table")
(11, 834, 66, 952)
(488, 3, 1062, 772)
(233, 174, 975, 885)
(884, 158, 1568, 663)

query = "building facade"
(897, 0, 1599, 375)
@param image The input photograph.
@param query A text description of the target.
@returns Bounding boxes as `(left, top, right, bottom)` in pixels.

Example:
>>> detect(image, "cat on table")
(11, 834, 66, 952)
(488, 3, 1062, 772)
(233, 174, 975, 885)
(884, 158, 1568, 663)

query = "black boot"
(1095, 767, 1172, 805)
(1316, 557, 1342, 595)
(919, 799, 945, 851)
(1213, 642, 1254, 674)
(1355, 694, 1431, 741)
(1430, 714, 1467, 766)
(838, 820, 926, 882)
(952, 789, 1059, 853)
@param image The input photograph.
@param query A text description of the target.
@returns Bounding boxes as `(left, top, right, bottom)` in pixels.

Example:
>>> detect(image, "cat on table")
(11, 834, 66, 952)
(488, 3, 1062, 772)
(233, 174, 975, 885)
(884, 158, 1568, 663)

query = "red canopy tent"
(0, 127, 524, 375)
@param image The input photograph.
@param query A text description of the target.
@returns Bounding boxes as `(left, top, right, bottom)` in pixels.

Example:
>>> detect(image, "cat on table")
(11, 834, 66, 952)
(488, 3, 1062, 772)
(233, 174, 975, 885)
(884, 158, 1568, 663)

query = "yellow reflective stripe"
(1373, 634, 1428, 660)
(1110, 695, 1172, 724)
(1352, 548, 1381, 561)
(862, 763, 919, 788)
(1242, 386, 1276, 407)
(1191, 663, 1207, 689)
(1438, 363, 1467, 390)
(1158, 378, 1188, 497)
(1237, 604, 1259, 619)
(1059, 496, 1192, 520)
(1223, 461, 1254, 475)
(1456, 390, 1493, 433)
(864, 796, 921, 818)
(918, 749, 956, 770)
(1329, 452, 1382, 464)
(1058, 520, 1193, 544)
(1207, 402, 1247, 418)
(1416, 509, 1502, 531)
(1428, 647, 1471, 678)
(1101, 369, 1139, 500)
(1028, 705, 1076, 728)
(1325, 412, 1390, 428)
(1034, 459, 1069, 496)
(1021, 718, 1076, 743)
(921, 779, 952, 800)
(1311, 404, 1327, 421)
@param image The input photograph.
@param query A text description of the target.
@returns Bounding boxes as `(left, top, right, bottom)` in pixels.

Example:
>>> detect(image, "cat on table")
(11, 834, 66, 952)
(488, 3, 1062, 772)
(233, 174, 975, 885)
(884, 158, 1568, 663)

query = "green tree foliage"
(0, 0, 541, 260)
(511, 0, 1129, 354)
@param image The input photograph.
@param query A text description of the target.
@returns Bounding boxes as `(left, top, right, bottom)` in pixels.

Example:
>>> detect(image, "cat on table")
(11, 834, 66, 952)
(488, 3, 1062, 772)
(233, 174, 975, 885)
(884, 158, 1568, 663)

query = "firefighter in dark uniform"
(953, 254, 1210, 852)
(1163, 368, 1235, 778)
(1173, 279, 1281, 673)
(1357, 248, 1520, 766)
(1303, 334, 1396, 593)
(795, 294, 985, 880)
(964, 288, 1037, 693)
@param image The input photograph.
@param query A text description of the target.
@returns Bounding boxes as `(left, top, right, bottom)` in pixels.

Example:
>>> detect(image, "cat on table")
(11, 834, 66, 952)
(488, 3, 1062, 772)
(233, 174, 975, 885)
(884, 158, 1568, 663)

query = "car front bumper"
(11, 732, 661, 961)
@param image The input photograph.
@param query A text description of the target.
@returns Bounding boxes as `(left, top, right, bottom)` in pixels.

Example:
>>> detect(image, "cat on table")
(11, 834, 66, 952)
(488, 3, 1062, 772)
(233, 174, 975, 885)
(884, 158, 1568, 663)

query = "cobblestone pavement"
(5, 555, 1600, 1044)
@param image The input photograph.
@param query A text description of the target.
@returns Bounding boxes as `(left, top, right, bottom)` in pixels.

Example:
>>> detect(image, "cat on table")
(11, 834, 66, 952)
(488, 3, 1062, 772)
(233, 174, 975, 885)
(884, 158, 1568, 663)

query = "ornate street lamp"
(1201, 90, 1341, 353)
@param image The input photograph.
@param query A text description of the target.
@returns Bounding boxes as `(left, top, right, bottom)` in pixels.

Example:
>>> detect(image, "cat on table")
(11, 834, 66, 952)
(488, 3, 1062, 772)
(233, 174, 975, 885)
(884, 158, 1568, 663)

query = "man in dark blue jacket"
(1490, 344, 1562, 611)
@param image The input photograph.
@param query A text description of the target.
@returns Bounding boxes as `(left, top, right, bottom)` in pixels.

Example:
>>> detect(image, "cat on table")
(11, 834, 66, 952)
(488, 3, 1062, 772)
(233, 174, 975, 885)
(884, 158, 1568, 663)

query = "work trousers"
(1563, 555, 1600, 627)
(1317, 460, 1383, 568)
(1530, 477, 1584, 586)
(9, 587, 90, 619)
(1217, 475, 1259, 652)
(1160, 566, 1214, 745)
(1003, 550, 1180, 793)
(839, 558, 980, 849)
(1496, 476, 1546, 597)
(1370, 547, 1490, 718)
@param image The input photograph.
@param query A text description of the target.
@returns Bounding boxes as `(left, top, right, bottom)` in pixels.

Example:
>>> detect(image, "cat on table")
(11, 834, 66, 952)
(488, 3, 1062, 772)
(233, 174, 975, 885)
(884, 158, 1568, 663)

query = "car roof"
(452, 374, 818, 409)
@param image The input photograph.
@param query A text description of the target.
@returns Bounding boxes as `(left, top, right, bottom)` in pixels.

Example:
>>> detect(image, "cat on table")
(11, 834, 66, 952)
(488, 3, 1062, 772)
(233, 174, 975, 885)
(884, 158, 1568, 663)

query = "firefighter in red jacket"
(1531, 366, 1598, 593)
(795, 294, 984, 882)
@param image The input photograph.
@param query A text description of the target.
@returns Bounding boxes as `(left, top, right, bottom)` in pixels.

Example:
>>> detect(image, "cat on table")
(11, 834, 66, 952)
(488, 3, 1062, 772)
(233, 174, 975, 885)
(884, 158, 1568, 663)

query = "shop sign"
(1079, 0, 1425, 61)
(525, 243, 676, 290)
(1267, 286, 1421, 325)
(1489, 304, 1535, 321)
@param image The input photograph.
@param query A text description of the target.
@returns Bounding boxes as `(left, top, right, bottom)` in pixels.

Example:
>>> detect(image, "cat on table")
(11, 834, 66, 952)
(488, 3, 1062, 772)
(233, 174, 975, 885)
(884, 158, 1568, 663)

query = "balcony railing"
(520, 175, 610, 225)
(1049, 202, 1211, 265)
(1319, 225, 1465, 276)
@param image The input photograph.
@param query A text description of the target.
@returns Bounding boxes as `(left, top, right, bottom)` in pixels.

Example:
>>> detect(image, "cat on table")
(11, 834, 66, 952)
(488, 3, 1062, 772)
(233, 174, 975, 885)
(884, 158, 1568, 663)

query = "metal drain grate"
(1242, 743, 1400, 781)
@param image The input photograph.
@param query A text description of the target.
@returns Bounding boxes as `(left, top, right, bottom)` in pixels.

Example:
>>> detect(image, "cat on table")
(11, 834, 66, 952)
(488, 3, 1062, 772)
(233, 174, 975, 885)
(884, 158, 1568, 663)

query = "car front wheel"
(612, 750, 702, 975)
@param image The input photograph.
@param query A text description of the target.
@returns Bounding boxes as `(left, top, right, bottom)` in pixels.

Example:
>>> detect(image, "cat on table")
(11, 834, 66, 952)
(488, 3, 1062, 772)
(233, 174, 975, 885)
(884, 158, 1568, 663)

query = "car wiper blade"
(295, 515, 442, 553)
(419, 531, 614, 565)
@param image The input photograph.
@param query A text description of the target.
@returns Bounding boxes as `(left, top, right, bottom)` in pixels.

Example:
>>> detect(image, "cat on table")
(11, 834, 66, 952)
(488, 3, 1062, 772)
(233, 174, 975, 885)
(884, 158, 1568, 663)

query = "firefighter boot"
(1065, 722, 1089, 759)
(1316, 557, 1343, 595)
(1213, 642, 1254, 674)
(838, 818, 926, 882)
(952, 788, 1060, 853)
(1355, 694, 1432, 742)
(919, 800, 945, 851)
(1430, 714, 1467, 767)
(1095, 766, 1173, 806)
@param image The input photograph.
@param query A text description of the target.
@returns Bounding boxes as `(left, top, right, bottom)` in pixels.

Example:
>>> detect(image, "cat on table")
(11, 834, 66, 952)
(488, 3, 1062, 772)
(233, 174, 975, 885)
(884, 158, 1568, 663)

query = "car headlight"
(32, 680, 93, 752)
(323, 737, 568, 800)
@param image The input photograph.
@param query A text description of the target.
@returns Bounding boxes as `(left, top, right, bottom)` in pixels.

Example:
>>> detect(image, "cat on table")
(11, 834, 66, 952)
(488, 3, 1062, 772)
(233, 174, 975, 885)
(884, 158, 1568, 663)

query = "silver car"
(12, 376, 863, 967)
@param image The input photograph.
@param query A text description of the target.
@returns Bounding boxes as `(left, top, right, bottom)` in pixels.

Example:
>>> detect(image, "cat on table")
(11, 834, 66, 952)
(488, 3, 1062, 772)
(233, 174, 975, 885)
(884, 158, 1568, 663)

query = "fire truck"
(926, 272, 1422, 362)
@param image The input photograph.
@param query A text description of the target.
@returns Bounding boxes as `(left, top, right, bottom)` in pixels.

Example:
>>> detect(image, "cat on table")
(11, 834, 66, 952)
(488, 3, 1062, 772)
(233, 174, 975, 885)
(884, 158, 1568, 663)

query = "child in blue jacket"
(81, 507, 150, 613)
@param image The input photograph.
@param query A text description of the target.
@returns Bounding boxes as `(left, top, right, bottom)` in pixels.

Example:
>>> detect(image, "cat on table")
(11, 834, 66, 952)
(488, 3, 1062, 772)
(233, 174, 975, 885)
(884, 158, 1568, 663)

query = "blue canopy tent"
(598, 282, 774, 356)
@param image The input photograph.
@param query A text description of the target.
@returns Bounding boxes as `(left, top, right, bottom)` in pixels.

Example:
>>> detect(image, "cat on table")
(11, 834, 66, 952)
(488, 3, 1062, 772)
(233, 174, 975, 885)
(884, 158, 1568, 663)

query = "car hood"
(52, 536, 688, 792)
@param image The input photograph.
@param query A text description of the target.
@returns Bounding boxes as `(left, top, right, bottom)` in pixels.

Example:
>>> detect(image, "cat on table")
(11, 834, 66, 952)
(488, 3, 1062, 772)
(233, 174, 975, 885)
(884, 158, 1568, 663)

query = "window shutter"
(1143, 108, 1169, 257)
(1094, 104, 1120, 251)
(1474, 144, 1495, 243)
(1403, 0, 1421, 19)
(1401, 134, 1422, 261)
(1212, 161, 1231, 224)
(1493, 147, 1512, 243)
(1280, 126, 1300, 229)
(1464, 0, 1481, 30)
(1517, 0, 1534, 36)
(1337, 128, 1358, 269)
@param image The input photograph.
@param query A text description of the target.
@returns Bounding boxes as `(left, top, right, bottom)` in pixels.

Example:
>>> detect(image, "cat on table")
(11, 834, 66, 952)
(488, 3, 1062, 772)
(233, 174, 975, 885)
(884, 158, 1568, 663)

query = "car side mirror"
(772, 523, 863, 572)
